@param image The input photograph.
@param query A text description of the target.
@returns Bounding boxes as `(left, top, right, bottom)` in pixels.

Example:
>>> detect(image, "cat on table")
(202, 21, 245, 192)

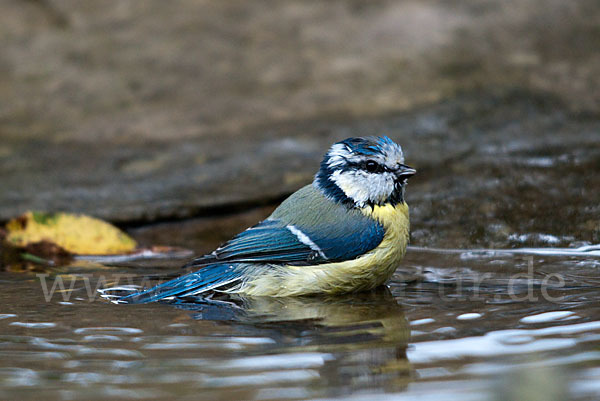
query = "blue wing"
(184, 185, 385, 269)
(184, 219, 318, 268)
(119, 264, 243, 304)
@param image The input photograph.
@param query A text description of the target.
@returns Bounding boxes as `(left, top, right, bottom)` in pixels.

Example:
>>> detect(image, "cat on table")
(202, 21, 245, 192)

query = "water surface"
(0, 247, 598, 400)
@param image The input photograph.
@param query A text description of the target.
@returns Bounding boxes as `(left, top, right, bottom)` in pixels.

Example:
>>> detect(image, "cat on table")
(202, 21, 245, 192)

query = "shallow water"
(0, 247, 599, 400)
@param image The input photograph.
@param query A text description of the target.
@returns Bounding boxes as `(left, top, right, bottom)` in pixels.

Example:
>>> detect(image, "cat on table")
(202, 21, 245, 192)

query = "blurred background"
(1, 0, 599, 250)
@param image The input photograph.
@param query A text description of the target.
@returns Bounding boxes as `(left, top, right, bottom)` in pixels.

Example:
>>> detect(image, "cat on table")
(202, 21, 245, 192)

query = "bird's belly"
(236, 203, 410, 296)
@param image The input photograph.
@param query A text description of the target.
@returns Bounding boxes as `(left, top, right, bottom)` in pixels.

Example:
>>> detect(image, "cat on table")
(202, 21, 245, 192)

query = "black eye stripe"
(339, 161, 391, 173)
(333, 159, 394, 174)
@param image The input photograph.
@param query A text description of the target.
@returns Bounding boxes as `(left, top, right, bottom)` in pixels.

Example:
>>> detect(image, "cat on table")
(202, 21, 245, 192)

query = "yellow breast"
(238, 202, 410, 296)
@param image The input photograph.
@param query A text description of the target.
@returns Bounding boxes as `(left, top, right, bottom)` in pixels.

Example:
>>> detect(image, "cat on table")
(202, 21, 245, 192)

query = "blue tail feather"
(119, 264, 243, 304)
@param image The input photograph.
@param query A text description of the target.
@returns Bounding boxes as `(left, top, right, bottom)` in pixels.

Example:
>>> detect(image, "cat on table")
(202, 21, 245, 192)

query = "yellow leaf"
(5, 212, 137, 255)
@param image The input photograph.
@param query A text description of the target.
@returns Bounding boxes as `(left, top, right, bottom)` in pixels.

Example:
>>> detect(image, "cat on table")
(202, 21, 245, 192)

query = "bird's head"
(314, 136, 416, 208)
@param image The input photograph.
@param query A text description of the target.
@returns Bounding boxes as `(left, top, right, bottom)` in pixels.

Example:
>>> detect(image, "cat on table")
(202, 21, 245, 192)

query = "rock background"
(1, 0, 599, 248)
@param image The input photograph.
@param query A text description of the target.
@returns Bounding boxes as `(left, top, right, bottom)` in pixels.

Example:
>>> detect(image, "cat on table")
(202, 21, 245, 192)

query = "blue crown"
(338, 136, 397, 157)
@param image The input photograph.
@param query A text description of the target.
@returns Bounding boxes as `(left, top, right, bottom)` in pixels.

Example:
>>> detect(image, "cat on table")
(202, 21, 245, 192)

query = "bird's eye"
(365, 160, 379, 173)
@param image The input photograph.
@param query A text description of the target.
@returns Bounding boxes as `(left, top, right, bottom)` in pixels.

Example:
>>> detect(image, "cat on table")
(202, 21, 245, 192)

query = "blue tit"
(118, 136, 416, 303)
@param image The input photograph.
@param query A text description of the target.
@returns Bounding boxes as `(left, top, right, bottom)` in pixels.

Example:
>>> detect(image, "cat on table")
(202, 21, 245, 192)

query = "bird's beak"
(395, 164, 416, 181)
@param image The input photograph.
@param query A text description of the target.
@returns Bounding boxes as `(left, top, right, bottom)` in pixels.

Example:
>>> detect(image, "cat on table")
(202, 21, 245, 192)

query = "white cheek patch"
(332, 170, 395, 206)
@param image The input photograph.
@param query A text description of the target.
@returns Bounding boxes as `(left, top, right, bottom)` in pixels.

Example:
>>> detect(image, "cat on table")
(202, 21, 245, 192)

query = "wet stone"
(1, 90, 599, 249)
(0, 0, 599, 250)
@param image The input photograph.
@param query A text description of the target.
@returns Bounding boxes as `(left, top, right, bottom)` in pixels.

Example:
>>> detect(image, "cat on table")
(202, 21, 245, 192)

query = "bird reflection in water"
(168, 287, 412, 392)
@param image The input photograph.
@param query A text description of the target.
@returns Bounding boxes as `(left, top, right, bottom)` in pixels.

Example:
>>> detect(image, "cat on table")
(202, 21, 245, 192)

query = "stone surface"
(129, 90, 600, 249)
(1, 0, 599, 248)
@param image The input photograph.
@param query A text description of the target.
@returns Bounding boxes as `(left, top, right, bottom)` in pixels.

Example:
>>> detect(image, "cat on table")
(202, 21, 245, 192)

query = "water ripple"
(204, 369, 320, 388)
(214, 352, 334, 371)
(73, 327, 143, 335)
(520, 311, 577, 324)
(408, 321, 600, 364)
(75, 348, 143, 358)
(456, 313, 482, 320)
(9, 322, 56, 329)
